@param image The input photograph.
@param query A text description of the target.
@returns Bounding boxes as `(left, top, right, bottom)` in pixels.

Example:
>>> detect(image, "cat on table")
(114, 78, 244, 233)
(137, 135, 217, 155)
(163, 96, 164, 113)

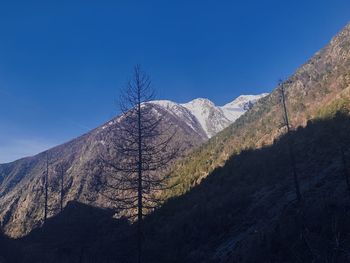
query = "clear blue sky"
(0, 0, 350, 163)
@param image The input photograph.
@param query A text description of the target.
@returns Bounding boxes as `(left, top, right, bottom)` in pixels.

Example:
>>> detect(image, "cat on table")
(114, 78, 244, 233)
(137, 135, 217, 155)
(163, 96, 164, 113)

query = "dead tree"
(101, 65, 178, 263)
(55, 163, 66, 213)
(44, 152, 49, 223)
(279, 80, 302, 204)
(60, 165, 64, 212)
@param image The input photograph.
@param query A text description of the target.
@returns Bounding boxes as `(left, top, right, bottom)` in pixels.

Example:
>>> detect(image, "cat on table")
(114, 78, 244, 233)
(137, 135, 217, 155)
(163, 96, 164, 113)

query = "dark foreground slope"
(1, 109, 350, 263)
(142, 109, 350, 263)
(0, 202, 134, 263)
(0, 232, 21, 263)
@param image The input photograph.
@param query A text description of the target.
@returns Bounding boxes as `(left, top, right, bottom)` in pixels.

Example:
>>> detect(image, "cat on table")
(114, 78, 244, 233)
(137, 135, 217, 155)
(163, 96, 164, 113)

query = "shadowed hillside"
(0, 230, 22, 263)
(142, 110, 350, 262)
(2, 202, 136, 263)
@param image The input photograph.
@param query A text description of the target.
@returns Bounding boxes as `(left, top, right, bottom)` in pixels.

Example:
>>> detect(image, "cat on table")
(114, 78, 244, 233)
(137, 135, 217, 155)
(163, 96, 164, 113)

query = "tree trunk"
(137, 90, 143, 263)
(281, 85, 302, 204)
(44, 154, 49, 223)
(60, 165, 64, 213)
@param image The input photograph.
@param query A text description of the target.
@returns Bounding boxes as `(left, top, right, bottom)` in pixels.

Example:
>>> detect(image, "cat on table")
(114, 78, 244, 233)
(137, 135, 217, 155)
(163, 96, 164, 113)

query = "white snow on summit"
(150, 93, 268, 139)
(220, 94, 269, 122)
(149, 100, 207, 137)
(181, 98, 221, 137)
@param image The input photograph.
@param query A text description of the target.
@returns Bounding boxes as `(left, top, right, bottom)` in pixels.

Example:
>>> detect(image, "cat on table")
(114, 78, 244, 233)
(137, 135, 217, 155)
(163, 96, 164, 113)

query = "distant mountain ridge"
(151, 93, 268, 138)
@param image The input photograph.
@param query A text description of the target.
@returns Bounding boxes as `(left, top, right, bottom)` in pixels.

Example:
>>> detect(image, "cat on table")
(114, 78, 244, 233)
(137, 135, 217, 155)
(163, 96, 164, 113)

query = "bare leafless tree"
(60, 165, 64, 213)
(279, 79, 302, 204)
(100, 65, 178, 263)
(43, 152, 49, 223)
(55, 162, 66, 213)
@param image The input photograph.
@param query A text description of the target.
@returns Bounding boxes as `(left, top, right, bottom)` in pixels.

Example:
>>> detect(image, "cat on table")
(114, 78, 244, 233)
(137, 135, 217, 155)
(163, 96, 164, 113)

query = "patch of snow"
(181, 98, 226, 138)
(220, 93, 269, 122)
(149, 100, 202, 133)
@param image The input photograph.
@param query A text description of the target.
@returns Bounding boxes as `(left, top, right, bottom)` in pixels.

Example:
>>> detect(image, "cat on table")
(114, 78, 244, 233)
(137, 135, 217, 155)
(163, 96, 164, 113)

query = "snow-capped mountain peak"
(150, 93, 268, 139)
(182, 98, 215, 108)
(180, 98, 219, 137)
(149, 100, 208, 139)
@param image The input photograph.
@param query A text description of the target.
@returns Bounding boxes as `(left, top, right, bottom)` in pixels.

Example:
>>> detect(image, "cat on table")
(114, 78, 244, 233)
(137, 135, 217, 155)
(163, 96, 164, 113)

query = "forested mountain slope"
(143, 106, 350, 262)
(165, 22, 350, 200)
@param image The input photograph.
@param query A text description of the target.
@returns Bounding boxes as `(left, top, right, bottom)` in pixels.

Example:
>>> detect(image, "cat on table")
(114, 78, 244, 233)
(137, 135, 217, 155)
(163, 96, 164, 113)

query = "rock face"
(0, 94, 266, 237)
